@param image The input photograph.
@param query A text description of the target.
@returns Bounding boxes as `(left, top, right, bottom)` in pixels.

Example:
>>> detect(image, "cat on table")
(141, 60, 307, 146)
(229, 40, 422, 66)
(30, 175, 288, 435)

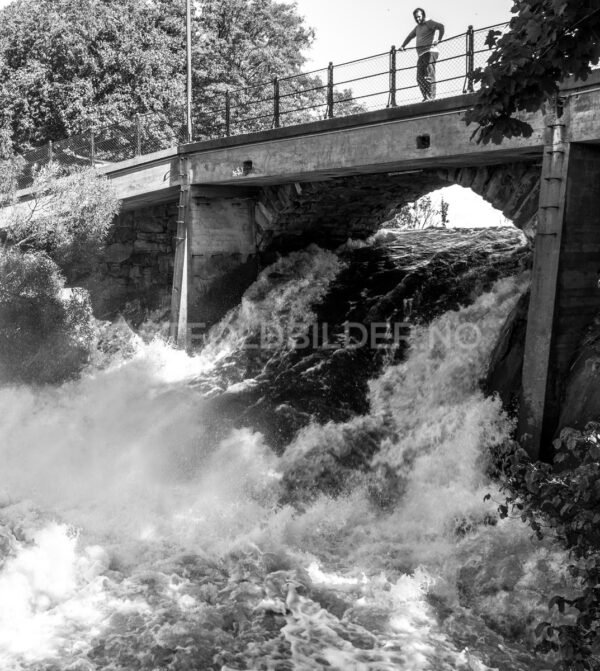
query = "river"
(0, 227, 574, 670)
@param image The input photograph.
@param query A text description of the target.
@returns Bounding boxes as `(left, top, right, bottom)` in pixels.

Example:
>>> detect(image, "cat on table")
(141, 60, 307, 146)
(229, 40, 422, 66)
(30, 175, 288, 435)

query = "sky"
(292, 0, 514, 68)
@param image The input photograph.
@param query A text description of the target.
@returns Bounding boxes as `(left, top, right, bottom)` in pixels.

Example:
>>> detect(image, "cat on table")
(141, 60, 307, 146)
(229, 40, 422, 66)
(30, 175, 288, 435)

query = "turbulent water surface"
(0, 227, 574, 670)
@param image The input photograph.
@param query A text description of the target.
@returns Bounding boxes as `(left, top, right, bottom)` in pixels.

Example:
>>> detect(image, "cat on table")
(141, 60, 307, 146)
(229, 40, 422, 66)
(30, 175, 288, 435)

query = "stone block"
(158, 254, 174, 275)
(107, 262, 131, 278)
(484, 171, 515, 210)
(133, 239, 161, 253)
(511, 182, 540, 229)
(111, 225, 136, 243)
(103, 242, 133, 264)
(137, 219, 165, 234)
(502, 168, 540, 220)
(456, 167, 477, 189)
(191, 253, 244, 280)
(470, 167, 491, 196)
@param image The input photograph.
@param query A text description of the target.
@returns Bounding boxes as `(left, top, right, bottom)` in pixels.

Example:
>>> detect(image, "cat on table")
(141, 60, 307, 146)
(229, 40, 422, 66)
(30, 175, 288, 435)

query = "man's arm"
(399, 27, 417, 51)
(431, 20, 445, 44)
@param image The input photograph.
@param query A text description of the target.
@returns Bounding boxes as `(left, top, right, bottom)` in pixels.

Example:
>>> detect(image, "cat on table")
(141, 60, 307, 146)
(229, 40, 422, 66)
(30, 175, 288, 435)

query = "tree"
(0, 0, 316, 152)
(390, 194, 449, 230)
(0, 247, 95, 383)
(0, 161, 119, 383)
(465, 0, 600, 144)
(0, 0, 186, 151)
(4, 164, 120, 277)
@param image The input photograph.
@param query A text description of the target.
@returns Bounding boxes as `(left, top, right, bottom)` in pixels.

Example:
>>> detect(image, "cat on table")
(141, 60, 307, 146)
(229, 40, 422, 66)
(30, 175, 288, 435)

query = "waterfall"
(0, 228, 572, 670)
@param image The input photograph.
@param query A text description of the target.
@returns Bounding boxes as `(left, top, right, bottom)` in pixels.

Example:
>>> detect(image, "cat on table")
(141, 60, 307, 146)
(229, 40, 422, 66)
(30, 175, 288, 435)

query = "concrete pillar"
(186, 186, 259, 343)
(519, 139, 600, 459)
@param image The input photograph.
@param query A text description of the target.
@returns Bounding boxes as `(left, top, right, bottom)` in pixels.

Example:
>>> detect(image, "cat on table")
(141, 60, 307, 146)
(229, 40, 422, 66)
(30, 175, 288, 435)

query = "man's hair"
(413, 7, 426, 18)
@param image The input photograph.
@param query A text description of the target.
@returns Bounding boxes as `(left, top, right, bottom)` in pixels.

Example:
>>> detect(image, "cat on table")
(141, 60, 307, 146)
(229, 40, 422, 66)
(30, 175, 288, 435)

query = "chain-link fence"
(18, 109, 187, 189)
(17, 23, 507, 189)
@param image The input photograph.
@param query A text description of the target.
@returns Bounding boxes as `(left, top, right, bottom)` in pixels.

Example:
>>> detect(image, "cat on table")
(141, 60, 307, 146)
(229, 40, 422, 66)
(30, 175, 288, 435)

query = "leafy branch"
(465, 1, 600, 144)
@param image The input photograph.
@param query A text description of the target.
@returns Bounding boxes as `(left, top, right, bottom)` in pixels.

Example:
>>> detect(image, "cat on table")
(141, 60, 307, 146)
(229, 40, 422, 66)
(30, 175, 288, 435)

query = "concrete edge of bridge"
(179, 93, 477, 156)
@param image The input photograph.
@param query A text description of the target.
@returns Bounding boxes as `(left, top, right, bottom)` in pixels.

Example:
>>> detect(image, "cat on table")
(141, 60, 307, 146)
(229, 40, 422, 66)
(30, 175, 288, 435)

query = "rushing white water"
(0, 236, 571, 670)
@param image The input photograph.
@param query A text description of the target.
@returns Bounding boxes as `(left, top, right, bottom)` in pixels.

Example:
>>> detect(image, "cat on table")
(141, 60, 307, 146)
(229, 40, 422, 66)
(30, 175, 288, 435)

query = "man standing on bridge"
(399, 8, 445, 101)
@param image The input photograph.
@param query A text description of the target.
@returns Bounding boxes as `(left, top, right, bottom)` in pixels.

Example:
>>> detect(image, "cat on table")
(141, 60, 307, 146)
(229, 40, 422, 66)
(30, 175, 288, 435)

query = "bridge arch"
(255, 161, 540, 254)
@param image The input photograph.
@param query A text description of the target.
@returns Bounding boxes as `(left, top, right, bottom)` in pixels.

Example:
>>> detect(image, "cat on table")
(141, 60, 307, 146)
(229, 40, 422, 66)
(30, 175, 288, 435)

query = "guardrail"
(17, 22, 507, 188)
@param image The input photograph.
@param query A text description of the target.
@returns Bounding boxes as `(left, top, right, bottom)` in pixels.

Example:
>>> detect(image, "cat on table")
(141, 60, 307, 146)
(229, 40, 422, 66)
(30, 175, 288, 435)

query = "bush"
(490, 425, 600, 670)
(0, 160, 119, 384)
(388, 194, 449, 230)
(0, 247, 96, 383)
(3, 164, 119, 278)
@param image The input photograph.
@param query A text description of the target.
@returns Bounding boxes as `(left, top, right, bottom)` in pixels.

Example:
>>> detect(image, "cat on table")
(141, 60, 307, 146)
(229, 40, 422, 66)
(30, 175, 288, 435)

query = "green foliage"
(389, 194, 449, 230)
(0, 247, 95, 383)
(0, 0, 186, 150)
(0, 0, 315, 151)
(465, 1, 600, 144)
(490, 425, 600, 669)
(2, 164, 120, 277)
(0, 160, 119, 384)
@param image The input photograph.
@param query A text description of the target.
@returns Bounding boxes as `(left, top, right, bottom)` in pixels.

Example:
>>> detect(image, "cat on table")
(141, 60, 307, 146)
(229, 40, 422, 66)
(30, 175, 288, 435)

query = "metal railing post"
(389, 46, 397, 108)
(225, 91, 231, 137)
(90, 128, 95, 167)
(135, 114, 142, 156)
(327, 62, 334, 119)
(48, 141, 53, 163)
(465, 25, 475, 93)
(273, 77, 280, 128)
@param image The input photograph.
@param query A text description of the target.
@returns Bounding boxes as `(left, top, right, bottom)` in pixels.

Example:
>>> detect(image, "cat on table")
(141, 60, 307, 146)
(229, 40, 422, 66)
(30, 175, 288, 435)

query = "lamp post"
(186, 0, 193, 142)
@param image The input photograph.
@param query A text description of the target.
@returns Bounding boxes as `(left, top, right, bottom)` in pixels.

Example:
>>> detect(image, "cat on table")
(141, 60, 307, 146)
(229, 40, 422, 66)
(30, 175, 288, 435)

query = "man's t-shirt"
(403, 20, 445, 56)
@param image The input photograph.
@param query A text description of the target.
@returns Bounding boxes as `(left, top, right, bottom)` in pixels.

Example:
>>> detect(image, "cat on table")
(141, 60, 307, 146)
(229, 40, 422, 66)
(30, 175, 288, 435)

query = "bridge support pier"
(519, 135, 600, 459)
(170, 186, 259, 348)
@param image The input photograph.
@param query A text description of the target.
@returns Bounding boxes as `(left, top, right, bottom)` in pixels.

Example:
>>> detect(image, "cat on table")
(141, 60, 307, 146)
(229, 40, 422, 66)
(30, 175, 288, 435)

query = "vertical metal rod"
(389, 46, 397, 108)
(225, 91, 231, 136)
(327, 62, 334, 119)
(465, 25, 475, 93)
(48, 140, 53, 163)
(273, 77, 280, 128)
(170, 156, 191, 347)
(135, 114, 142, 156)
(90, 129, 95, 167)
(186, 0, 193, 142)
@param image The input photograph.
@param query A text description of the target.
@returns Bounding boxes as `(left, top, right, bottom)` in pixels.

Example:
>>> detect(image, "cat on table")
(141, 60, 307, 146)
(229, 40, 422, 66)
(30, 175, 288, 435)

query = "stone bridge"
(26, 70, 600, 459)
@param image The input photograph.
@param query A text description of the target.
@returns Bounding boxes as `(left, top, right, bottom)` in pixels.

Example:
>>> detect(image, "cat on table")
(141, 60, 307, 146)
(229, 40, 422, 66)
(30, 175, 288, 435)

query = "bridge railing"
(16, 22, 507, 189)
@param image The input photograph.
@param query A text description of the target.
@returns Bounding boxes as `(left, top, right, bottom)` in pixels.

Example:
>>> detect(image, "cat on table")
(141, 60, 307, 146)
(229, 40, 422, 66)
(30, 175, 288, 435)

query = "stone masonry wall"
(88, 202, 178, 319)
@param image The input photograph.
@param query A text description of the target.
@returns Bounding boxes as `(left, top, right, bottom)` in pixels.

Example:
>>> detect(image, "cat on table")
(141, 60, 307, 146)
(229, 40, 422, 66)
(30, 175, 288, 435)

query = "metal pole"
(465, 25, 475, 93)
(225, 91, 231, 136)
(327, 62, 334, 119)
(186, 0, 193, 142)
(273, 77, 280, 128)
(389, 46, 397, 108)
(135, 114, 142, 156)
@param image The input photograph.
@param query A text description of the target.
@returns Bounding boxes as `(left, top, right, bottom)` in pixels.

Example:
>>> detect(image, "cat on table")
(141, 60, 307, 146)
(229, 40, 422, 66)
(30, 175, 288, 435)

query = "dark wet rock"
(483, 289, 529, 414)
(279, 416, 394, 505)
(558, 313, 600, 433)
(310, 587, 352, 619)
